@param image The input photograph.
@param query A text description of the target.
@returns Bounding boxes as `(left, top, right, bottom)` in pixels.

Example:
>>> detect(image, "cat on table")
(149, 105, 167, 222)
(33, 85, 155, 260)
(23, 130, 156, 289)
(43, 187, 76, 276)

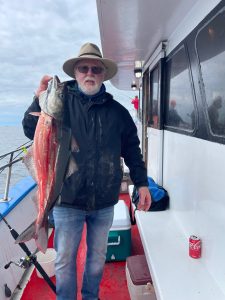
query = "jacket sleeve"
(121, 109, 148, 188)
(22, 96, 41, 140)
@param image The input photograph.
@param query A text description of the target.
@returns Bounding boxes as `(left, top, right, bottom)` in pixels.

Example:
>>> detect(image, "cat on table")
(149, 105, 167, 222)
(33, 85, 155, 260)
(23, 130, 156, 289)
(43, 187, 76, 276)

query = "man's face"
(74, 59, 106, 95)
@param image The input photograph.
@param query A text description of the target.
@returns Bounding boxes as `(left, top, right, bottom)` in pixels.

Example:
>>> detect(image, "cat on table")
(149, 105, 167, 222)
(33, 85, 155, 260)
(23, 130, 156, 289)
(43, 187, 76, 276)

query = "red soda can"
(189, 235, 201, 258)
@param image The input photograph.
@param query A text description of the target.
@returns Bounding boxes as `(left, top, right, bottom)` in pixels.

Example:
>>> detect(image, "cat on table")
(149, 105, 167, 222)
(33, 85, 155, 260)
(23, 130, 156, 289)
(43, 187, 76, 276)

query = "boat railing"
(0, 141, 32, 202)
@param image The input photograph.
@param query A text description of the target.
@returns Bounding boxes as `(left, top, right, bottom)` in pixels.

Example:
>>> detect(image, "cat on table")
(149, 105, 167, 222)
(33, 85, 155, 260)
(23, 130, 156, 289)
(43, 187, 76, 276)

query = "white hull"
(0, 180, 37, 299)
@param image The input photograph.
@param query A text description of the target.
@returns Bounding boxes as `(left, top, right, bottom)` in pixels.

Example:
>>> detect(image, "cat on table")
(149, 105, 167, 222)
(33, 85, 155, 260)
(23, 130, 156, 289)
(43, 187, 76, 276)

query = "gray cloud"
(0, 0, 136, 125)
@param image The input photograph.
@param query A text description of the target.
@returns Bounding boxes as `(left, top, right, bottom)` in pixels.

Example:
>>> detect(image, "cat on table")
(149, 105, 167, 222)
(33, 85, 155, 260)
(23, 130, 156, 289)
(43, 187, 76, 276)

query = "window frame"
(164, 44, 197, 134)
(195, 6, 225, 138)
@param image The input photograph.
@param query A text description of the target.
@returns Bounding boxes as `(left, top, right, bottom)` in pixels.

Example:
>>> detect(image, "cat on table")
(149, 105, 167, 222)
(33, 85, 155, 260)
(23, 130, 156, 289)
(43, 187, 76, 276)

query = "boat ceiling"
(96, 0, 197, 90)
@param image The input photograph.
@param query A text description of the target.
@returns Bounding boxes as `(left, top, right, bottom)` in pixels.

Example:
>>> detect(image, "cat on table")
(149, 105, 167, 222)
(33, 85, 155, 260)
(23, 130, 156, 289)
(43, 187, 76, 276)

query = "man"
(22, 42, 151, 300)
(168, 99, 185, 127)
(131, 95, 139, 111)
(208, 95, 223, 134)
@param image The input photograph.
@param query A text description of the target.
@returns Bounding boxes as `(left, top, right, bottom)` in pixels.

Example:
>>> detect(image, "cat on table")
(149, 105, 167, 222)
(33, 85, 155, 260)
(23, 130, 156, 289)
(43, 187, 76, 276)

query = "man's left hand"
(137, 186, 151, 211)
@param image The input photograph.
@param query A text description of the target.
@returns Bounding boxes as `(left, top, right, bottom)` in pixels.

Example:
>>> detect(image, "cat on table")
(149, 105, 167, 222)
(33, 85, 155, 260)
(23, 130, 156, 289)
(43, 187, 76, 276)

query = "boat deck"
(20, 194, 143, 300)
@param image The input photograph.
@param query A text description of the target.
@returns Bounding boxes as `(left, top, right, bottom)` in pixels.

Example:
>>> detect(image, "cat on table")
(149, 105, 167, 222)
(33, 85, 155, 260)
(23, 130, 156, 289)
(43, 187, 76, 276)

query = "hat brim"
(63, 56, 117, 81)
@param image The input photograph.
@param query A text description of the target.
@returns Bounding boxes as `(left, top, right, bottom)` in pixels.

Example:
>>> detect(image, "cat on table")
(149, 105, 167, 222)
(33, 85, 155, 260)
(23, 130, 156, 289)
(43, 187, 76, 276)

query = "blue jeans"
(53, 206, 114, 300)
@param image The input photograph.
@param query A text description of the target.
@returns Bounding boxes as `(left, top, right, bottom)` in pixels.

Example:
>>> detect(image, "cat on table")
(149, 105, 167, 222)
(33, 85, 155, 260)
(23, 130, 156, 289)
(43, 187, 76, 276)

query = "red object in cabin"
(189, 235, 201, 259)
(131, 96, 139, 110)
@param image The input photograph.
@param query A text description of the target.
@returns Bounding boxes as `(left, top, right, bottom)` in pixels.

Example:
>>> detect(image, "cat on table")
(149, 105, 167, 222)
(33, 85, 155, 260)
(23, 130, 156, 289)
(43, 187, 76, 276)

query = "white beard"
(78, 77, 102, 95)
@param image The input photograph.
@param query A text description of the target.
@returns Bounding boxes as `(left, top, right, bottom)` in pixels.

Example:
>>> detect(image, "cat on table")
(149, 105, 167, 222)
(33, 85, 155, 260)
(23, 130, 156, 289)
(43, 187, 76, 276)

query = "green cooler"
(106, 200, 131, 262)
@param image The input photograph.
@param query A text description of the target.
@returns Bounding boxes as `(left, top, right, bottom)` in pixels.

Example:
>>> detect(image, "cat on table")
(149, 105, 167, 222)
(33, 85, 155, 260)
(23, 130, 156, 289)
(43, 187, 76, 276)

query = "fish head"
(39, 75, 64, 120)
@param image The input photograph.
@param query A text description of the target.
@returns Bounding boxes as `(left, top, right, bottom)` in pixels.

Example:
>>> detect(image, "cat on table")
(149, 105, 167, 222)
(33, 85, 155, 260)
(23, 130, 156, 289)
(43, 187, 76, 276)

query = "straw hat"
(62, 43, 118, 81)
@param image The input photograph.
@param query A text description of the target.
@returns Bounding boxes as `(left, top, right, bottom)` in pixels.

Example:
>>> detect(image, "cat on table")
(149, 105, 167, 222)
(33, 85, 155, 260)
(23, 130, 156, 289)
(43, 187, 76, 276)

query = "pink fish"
(16, 76, 77, 252)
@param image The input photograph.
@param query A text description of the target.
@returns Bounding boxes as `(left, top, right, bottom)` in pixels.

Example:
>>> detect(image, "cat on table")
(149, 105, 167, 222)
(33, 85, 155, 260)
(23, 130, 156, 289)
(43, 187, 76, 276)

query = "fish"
(15, 75, 78, 253)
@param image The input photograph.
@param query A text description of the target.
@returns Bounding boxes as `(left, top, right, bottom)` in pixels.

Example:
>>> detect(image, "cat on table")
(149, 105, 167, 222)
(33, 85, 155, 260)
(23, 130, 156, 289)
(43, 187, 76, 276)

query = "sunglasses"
(76, 65, 105, 75)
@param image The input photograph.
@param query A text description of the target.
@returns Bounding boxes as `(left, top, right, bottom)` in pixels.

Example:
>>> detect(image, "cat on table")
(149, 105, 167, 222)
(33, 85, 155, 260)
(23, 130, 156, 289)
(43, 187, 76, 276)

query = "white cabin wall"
(147, 128, 163, 185)
(163, 131, 225, 294)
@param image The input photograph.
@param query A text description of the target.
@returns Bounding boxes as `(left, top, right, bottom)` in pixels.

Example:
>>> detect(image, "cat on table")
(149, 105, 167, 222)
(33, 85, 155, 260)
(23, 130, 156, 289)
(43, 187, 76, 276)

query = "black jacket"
(22, 80, 148, 210)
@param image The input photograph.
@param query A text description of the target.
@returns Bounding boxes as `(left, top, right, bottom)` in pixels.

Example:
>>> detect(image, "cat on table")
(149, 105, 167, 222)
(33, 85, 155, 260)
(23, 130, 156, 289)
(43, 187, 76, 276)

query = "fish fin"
(65, 135, 79, 179)
(15, 221, 36, 244)
(29, 112, 41, 117)
(65, 156, 78, 179)
(23, 146, 38, 182)
(71, 135, 80, 153)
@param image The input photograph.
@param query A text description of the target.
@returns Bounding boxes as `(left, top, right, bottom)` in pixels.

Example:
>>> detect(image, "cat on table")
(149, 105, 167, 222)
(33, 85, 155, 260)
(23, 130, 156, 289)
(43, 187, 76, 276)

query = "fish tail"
(15, 218, 49, 253)
(15, 221, 36, 244)
(35, 219, 49, 253)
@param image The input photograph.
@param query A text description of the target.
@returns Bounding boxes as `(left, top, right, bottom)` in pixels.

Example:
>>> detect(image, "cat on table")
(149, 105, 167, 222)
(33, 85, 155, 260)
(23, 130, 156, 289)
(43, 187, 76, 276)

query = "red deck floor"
(21, 194, 144, 300)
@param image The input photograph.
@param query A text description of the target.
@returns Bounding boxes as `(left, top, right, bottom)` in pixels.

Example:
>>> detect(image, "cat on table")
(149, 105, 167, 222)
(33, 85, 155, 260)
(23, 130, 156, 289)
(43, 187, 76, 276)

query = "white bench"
(128, 185, 225, 300)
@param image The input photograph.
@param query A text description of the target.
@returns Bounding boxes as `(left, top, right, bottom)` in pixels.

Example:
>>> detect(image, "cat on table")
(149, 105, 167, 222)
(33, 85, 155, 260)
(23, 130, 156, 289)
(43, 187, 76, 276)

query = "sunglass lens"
(92, 67, 103, 74)
(77, 66, 89, 74)
(77, 66, 104, 74)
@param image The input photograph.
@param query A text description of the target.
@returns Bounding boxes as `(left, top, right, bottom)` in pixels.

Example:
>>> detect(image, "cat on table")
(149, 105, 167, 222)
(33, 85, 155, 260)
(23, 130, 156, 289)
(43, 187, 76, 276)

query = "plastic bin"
(126, 255, 157, 300)
(36, 248, 57, 278)
(106, 200, 131, 261)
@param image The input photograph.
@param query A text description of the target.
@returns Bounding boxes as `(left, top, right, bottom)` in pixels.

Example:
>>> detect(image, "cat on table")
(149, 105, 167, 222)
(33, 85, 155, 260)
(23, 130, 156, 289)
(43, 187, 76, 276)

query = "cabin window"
(148, 65, 160, 128)
(165, 46, 195, 131)
(196, 8, 225, 136)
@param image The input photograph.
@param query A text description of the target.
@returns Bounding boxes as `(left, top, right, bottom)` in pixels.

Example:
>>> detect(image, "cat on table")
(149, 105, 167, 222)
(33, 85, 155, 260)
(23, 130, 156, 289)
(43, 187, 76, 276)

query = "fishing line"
(0, 142, 32, 174)
(0, 212, 56, 294)
(0, 141, 32, 160)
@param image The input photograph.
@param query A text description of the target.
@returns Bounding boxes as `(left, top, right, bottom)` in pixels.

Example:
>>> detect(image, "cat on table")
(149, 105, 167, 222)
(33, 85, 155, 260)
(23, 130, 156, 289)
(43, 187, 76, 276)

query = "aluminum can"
(189, 235, 201, 258)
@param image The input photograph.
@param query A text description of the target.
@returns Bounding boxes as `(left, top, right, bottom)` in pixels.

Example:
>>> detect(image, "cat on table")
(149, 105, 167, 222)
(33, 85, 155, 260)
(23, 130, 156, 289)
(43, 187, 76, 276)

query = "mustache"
(84, 77, 96, 83)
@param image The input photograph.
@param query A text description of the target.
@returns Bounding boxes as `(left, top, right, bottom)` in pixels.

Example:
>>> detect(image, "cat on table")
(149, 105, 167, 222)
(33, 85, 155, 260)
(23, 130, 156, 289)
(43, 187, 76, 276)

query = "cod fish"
(16, 75, 78, 253)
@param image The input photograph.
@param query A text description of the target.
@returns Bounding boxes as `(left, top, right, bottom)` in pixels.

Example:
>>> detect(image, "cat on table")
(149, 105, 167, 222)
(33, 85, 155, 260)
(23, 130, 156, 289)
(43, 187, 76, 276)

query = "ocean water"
(0, 125, 31, 195)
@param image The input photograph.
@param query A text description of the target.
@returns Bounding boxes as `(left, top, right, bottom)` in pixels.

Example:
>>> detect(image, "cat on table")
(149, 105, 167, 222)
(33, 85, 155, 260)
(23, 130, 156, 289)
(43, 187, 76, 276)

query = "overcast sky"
(0, 0, 136, 125)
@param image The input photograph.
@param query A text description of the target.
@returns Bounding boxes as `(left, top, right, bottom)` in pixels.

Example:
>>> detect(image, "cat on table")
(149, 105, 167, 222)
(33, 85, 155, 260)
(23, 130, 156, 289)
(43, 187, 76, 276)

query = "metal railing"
(0, 141, 32, 202)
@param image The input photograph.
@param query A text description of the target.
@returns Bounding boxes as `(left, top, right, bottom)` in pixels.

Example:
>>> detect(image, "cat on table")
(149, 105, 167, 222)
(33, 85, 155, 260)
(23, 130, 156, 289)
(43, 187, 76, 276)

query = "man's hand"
(35, 75, 53, 97)
(137, 186, 151, 211)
